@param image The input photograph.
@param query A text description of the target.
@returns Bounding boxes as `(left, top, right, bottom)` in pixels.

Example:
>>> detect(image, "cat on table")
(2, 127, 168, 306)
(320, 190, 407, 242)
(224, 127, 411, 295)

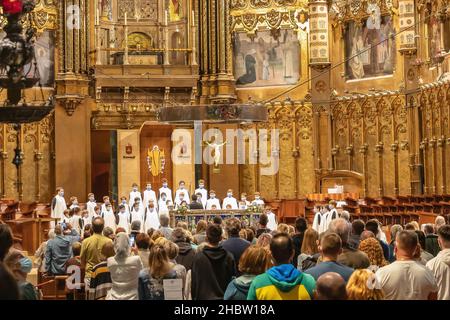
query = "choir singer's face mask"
(227, 193, 232, 197)
(133, 187, 138, 192)
(147, 185, 151, 190)
(199, 184, 204, 188)
(210, 194, 215, 199)
(163, 183, 168, 187)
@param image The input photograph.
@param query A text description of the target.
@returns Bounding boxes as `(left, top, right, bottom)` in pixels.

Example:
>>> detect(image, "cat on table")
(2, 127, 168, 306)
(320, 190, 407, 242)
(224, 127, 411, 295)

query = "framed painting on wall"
(345, 10, 396, 80)
(233, 29, 300, 88)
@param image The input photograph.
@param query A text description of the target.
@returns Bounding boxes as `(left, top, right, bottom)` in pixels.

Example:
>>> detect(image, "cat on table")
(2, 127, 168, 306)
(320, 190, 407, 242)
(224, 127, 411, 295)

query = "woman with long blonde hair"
(346, 269, 384, 300)
(138, 244, 182, 300)
(297, 228, 320, 271)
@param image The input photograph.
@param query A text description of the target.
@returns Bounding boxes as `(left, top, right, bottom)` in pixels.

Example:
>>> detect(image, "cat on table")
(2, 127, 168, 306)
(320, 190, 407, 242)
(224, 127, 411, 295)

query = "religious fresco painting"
(23, 30, 56, 87)
(345, 9, 396, 80)
(233, 29, 300, 88)
(429, 15, 442, 58)
(168, 0, 183, 22)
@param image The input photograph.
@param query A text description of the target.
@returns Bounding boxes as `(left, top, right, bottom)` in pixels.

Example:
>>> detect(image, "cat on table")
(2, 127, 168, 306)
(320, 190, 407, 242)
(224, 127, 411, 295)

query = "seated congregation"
(1, 208, 449, 300)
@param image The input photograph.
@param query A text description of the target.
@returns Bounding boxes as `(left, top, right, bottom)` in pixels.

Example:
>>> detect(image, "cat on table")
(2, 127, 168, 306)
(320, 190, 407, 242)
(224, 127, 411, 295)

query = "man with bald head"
(329, 218, 370, 269)
(376, 230, 438, 300)
(360, 230, 375, 241)
(247, 233, 316, 300)
(315, 272, 347, 300)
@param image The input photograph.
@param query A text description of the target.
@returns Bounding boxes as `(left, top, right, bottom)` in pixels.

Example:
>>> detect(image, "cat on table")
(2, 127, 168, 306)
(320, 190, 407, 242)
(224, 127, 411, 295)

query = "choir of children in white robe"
(102, 203, 116, 231)
(222, 189, 238, 209)
(144, 202, 160, 231)
(252, 192, 265, 207)
(86, 193, 97, 219)
(117, 204, 130, 234)
(206, 190, 221, 210)
(174, 181, 190, 205)
(129, 183, 142, 208)
(51, 188, 67, 226)
(194, 179, 208, 208)
(143, 183, 158, 210)
(312, 202, 340, 234)
(265, 207, 278, 231)
(159, 179, 173, 202)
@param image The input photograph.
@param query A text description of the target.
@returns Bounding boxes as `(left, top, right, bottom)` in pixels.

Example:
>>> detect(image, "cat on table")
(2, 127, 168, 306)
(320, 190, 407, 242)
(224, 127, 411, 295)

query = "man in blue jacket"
(45, 224, 79, 275)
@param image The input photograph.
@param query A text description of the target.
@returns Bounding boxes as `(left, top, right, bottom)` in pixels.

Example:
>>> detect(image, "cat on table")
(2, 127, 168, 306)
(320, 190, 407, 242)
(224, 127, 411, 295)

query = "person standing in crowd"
(292, 217, 307, 269)
(349, 220, 365, 249)
(159, 178, 173, 202)
(191, 224, 236, 300)
(247, 233, 315, 300)
(365, 219, 391, 261)
(0, 224, 13, 263)
(106, 233, 143, 300)
(159, 214, 173, 239)
(346, 269, 384, 300)
(315, 272, 347, 300)
(189, 194, 204, 210)
(305, 232, 354, 282)
(256, 214, 271, 238)
(81, 217, 112, 289)
(329, 218, 370, 270)
(117, 205, 130, 234)
(358, 237, 388, 269)
(34, 229, 55, 273)
(389, 224, 403, 262)
(298, 228, 320, 271)
(193, 220, 208, 245)
(424, 224, 441, 257)
(415, 230, 434, 264)
(88, 241, 115, 300)
(171, 228, 196, 271)
(222, 218, 250, 272)
(45, 224, 79, 276)
(426, 225, 450, 300)
(51, 187, 67, 226)
(136, 233, 151, 268)
(0, 262, 19, 300)
(224, 245, 271, 300)
(138, 244, 182, 300)
(3, 250, 37, 300)
(376, 230, 438, 300)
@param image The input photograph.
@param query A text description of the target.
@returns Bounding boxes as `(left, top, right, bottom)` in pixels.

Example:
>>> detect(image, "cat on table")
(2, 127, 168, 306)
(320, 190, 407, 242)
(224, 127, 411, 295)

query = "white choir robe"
(326, 209, 339, 230)
(117, 212, 130, 234)
(194, 188, 208, 208)
(206, 198, 221, 210)
(61, 215, 70, 226)
(267, 212, 278, 231)
(82, 216, 91, 229)
(86, 201, 97, 219)
(51, 195, 67, 222)
(158, 199, 169, 213)
(102, 209, 117, 231)
(144, 207, 160, 232)
(130, 208, 144, 232)
(222, 197, 238, 209)
(69, 204, 80, 210)
(312, 212, 322, 233)
(143, 189, 158, 208)
(118, 202, 130, 214)
(252, 199, 265, 207)
(69, 215, 82, 234)
(320, 211, 330, 234)
(129, 191, 143, 208)
(175, 188, 190, 204)
(159, 187, 173, 202)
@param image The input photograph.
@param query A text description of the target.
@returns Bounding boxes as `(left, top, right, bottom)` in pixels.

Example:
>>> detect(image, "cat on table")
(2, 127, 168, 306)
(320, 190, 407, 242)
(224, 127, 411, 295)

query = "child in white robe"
(129, 183, 142, 209)
(51, 187, 67, 226)
(117, 204, 130, 234)
(144, 202, 160, 232)
(194, 179, 208, 208)
(175, 181, 190, 205)
(130, 202, 144, 232)
(206, 190, 221, 210)
(102, 203, 117, 231)
(143, 183, 158, 210)
(86, 193, 97, 219)
(159, 178, 173, 202)
(222, 189, 238, 209)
